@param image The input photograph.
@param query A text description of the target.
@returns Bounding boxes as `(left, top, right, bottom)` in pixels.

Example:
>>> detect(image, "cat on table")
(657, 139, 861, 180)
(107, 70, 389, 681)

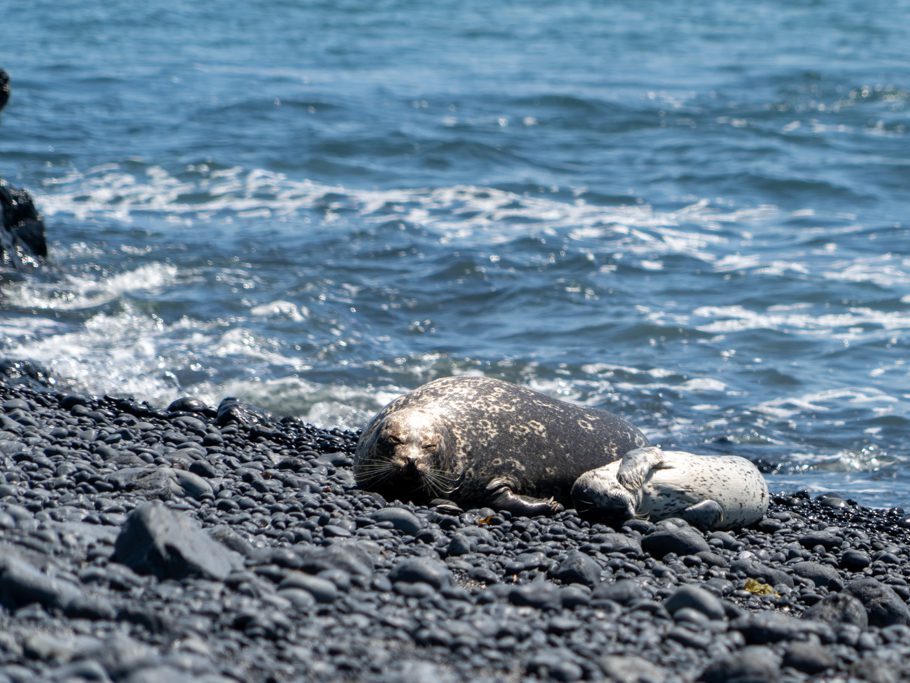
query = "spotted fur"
(571, 446, 769, 530)
(354, 376, 648, 514)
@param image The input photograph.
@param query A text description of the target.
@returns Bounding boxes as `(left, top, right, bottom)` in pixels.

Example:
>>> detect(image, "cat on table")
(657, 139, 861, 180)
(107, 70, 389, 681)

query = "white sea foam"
(2, 308, 179, 401)
(823, 254, 910, 289)
(679, 378, 727, 393)
(692, 305, 910, 339)
(250, 300, 310, 321)
(755, 387, 900, 420)
(38, 165, 776, 260)
(1, 262, 179, 312)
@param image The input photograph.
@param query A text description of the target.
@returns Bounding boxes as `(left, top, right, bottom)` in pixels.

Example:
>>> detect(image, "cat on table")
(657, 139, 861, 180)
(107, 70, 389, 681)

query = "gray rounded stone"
(552, 550, 602, 588)
(790, 561, 844, 590)
(593, 579, 647, 606)
(642, 524, 710, 559)
(844, 578, 910, 627)
(840, 549, 872, 572)
(699, 645, 781, 683)
(664, 584, 726, 621)
(371, 507, 424, 536)
(600, 655, 667, 683)
(388, 557, 451, 589)
(804, 592, 869, 629)
(783, 641, 835, 675)
(278, 572, 339, 603)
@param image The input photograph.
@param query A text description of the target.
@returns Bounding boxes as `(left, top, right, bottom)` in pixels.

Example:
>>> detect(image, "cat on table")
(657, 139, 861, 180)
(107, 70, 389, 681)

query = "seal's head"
(354, 408, 460, 503)
(571, 467, 642, 526)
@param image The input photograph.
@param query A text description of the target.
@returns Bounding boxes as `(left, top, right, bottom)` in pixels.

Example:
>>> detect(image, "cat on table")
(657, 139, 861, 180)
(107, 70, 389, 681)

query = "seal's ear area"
(355, 420, 382, 456)
(616, 446, 665, 492)
(431, 416, 458, 468)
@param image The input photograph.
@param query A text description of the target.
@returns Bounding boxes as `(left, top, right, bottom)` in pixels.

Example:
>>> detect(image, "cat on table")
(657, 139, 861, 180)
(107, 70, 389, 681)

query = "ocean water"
(1, 1, 908, 506)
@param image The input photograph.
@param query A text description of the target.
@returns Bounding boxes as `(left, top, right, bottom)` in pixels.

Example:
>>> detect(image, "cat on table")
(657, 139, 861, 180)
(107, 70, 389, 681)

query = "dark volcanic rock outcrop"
(0, 68, 48, 269)
(0, 69, 9, 111)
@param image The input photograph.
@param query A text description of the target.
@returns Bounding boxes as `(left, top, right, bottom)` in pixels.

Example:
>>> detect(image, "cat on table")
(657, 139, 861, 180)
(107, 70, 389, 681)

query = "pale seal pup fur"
(571, 446, 769, 530)
(354, 375, 648, 516)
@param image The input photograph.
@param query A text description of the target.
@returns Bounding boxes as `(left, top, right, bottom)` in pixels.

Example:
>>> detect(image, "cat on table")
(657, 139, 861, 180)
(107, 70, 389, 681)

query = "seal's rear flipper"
(489, 487, 564, 516)
(680, 499, 723, 530)
(616, 446, 665, 491)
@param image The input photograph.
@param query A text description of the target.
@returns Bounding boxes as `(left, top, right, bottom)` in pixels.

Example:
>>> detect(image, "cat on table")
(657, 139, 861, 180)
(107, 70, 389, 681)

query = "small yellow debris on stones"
(743, 578, 779, 597)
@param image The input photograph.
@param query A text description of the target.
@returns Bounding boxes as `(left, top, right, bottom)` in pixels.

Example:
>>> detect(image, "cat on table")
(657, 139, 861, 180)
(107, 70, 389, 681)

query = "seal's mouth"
(390, 461, 428, 492)
(573, 495, 636, 527)
(572, 495, 597, 513)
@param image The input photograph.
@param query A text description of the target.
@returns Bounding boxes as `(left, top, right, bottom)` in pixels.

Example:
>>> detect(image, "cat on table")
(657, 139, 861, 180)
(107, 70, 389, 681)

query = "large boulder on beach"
(113, 501, 242, 581)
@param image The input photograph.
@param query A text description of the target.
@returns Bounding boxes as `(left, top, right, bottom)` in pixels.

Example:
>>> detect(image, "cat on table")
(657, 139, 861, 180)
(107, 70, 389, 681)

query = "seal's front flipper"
(489, 488, 564, 516)
(616, 446, 665, 492)
(680, 499, 723, 530)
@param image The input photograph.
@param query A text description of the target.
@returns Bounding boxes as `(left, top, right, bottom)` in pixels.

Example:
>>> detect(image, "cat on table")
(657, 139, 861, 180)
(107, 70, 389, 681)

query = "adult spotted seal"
(571, 446, 768, 530)
(354, 375, 648, 516)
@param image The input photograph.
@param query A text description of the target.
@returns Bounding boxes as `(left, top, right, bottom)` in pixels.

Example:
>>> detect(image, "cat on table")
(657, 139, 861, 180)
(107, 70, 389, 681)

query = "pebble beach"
(2, 1, 909, 681)
(3, 373, 910, 683)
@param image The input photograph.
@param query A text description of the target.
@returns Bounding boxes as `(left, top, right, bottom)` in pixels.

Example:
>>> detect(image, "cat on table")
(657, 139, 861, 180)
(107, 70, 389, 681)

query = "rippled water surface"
(2, 1, 909, 505)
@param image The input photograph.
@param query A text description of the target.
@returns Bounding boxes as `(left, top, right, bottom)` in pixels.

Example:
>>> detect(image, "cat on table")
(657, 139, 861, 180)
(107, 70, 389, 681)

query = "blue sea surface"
(1, 1, 909, 506)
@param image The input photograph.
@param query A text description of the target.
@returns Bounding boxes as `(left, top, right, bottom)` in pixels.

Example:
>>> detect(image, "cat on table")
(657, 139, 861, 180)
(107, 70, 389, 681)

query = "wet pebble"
(664, 584, 726, 621)
(840, 549, 872, 572)
(592, 579, 647, 606)
(641, 523, 709, 559)
(371, 507, 423, 535)
(508, 580, 561, 610)
(844, 578, 910, 627)
(552, 550, 602, 587)
(783, 641, 836, 674)
(388, 557, 451, 589)
(804, 592, 869, 629)
(278, 572, 338, 603)
(790, 560, 844, 590)
(699, 645, 781, 683)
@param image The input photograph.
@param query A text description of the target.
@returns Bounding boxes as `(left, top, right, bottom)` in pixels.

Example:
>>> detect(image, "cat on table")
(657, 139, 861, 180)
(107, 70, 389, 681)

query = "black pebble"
(804, 592, 869, 629)
(551, 550, 602, 588)
(782, 641, 835, 675)
(388, 557, 451, 589)
(840, 549, 872, 572)
(664, 584, 726, 621)
(642, 524, 710, 559)
(699, 645, 781, 683)
(844, 578, 910, 627)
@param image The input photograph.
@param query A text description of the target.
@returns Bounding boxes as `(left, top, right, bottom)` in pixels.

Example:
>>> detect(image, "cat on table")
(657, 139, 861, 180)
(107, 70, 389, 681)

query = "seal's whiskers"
(354, 461, 397, 486)
(422, 468, 459, 497)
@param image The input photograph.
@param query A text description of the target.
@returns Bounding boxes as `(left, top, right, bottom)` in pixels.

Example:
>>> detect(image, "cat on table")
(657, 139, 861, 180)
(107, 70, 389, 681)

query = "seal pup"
(571, 446, 768, 530)
(354, 375, 648, 516)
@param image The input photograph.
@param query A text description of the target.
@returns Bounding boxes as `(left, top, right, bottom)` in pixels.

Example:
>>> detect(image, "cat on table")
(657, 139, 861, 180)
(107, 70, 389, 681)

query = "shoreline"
(2, 375, 910, 681)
